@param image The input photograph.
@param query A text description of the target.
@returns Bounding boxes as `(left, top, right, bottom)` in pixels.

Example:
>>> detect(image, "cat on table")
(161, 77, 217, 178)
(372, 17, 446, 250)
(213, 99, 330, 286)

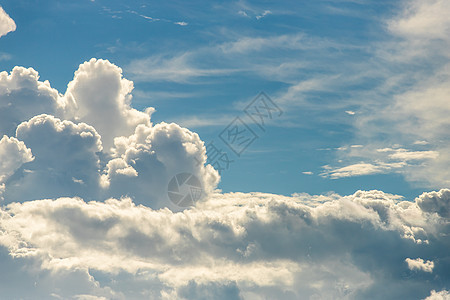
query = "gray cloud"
(0, 59, 219, 209)
(0, 40, 448, 298)
(0, 189, 448, 299)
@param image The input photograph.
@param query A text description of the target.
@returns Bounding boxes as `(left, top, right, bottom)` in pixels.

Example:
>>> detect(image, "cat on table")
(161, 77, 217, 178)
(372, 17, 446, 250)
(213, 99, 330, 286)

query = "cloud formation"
(326, 0, 450, 187)
(0, 58, 219, 208)
(0, 6, 16, 38)
(0, 189, 448, 298)
(406, 258, 435, 273)
(1, 23, 449, 298)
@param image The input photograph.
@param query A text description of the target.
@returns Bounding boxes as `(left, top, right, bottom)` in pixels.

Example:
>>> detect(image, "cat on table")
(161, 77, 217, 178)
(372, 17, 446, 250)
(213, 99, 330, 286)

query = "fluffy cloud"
(425, 290, 450, 300)
(63, 58, 152, 152)
(405, 258, 434, 273)
(3, 114, 103, 202)
(0, 6, 15, 38)
(0, 66, 60, 136)
(416, 189, 450, 218)
(0, 57, 222, 297)
(0, 190, 448, 298)
(0, 135, 33, 199)
(0, 30, 448, 298)
(0, 59, 219, 209)
(103, 121, 219, 208)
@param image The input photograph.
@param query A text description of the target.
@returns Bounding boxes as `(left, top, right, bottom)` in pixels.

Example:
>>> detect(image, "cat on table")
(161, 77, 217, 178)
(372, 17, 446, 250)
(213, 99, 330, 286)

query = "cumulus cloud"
(0, 57, 223, 297)
(416, 189, 450, 218)
(0, 51, 448, 298)
(103, 121, 219, 208)
(0, 190, 448, 298)
(62, 58, 152, 151)
(0, 59, 219, 208)
(405, 258, 434, 273)
(0, 6, 16, 38)
(0, 66, 60, 136)
(0, 135, 33, 199)
(4, 114, 103, 202)
(425, 290, 450, 300)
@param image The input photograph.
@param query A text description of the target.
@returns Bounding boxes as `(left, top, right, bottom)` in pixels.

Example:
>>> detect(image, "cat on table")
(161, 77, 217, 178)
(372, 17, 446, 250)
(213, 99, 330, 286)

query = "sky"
(0, 0, 449, 299)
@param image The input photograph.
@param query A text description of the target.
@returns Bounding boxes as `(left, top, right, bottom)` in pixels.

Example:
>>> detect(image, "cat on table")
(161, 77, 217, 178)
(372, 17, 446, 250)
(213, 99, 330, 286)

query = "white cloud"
(0, 52, 11, 61)
(127, 53, 235, 83)
(103, 121, 219, 208)
(127, 10, 159, 22)
(337, 0, 450, 187)
(0, 6, 16, 38)
(4, 114, 103, 202)
(388, 0, 450, 41)
(0, 49, 448, 298)
(0, 135, 33, 199)
(405, 258, 434, 273)
(62, 58, 152, 152)
(387, 149, 439, 161)
(322, 146, 440, 180)
(0, 59, 218, 209)
(416, 189, 450, 218)
(0, 66, 60, 136)
(174, 21, 188, 26)
(0, 189, 447, 298)
(425, 290, 450, 300)
(174, 115, 234, 128)
(126, 32, 351, 85)
(226, 0, 449, 188)
(321, 162, 404, 179)
(255, 10, 271, 20)
(237, 10, 248, 17)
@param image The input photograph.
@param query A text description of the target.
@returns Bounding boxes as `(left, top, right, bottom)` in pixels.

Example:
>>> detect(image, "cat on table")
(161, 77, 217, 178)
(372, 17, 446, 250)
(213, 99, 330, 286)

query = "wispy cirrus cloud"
(321, 162, 403, 179)
(0, 52, 448, 299)
(126, 32, 357, 85)
(260, 0, 450, 188)
(127, 52, 238, 83)
(322, 146, 440, 180)
(124, 0, 450, 190)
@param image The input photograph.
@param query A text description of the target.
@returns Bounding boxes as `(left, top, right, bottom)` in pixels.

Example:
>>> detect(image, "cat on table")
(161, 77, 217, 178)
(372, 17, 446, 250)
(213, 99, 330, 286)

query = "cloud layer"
(0, 189, 449, 299)
(320, 0, 450, 188)
(1, 1, 449, 295)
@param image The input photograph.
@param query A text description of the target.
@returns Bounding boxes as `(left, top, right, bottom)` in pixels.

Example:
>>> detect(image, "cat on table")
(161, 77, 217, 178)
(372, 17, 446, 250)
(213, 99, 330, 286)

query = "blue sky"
(0, 0, 440, 199)
(0, 0, 449, 299)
